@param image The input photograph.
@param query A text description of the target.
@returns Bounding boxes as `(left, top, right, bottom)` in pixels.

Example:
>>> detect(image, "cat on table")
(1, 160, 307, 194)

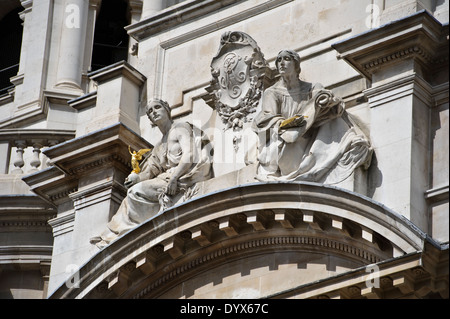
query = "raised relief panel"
(203, 31, 271, 175)
(207, 31, 269, 131)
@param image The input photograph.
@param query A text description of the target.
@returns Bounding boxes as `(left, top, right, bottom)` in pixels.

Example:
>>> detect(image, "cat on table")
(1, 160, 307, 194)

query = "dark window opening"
(0, 7, 23, 97)
(91, 0, 130, 72)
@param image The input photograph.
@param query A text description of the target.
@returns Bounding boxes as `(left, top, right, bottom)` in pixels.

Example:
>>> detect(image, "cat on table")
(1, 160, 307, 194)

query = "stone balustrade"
(0, 129, 75, 175)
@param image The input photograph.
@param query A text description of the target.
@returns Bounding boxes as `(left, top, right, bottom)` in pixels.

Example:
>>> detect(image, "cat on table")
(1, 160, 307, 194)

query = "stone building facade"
(0, 0, 448, 299)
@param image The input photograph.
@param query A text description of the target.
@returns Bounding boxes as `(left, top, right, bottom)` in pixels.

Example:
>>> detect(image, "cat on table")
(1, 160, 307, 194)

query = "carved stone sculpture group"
(91, 31, 373, 248)
(91, 99, 213, 247)
(252, 49, 372, 183)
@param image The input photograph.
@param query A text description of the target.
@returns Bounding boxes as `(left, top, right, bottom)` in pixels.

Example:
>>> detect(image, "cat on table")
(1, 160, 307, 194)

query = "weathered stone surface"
(0, 0, 447, 299)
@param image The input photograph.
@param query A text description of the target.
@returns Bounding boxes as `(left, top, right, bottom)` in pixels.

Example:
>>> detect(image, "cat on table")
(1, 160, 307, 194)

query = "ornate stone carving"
(90, 99, 213, 248)
(206, 31, 269, 131)
(128, 146, 151, 174)
(252, 49, 373, 184)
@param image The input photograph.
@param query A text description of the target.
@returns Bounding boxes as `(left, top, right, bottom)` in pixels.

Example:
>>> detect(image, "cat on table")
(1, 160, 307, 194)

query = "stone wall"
(0, 0, 447, 299)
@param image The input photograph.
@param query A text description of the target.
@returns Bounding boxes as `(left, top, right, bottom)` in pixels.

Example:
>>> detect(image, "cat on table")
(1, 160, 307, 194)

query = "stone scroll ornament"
(208, 31, 269, 131)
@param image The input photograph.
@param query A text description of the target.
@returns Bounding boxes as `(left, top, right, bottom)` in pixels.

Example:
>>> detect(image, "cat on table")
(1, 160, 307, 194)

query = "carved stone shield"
(207, 31, 269, 130)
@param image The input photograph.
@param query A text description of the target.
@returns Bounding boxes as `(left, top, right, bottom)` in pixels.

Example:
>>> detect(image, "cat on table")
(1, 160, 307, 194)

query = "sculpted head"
(146, 99, 172, 124)
(276, 50, 301, 77)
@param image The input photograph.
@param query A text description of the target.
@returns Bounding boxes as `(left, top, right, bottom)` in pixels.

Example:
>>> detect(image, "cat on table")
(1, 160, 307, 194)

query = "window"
(0, 7, 23, 96)
(91, 0, 130, 71)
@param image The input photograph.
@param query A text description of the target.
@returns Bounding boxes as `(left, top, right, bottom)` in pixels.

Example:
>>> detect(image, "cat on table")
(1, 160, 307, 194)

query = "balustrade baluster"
(29, 143, 43, 172)
(11, 140, 26, 174)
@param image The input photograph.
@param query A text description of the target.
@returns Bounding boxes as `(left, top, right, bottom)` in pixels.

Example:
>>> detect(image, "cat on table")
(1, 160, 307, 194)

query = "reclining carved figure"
(91, 99, 213, 248)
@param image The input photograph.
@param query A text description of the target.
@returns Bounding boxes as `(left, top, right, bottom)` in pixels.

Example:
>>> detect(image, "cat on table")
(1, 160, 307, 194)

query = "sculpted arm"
(279, 83, 324, 143)
(165, 124, 196, 195)
(253, 89, 284, 139)
(124, 151, 160, 188)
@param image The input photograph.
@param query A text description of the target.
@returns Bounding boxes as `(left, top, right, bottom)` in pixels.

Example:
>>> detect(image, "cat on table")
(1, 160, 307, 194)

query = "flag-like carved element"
(128, 146, 151, 174)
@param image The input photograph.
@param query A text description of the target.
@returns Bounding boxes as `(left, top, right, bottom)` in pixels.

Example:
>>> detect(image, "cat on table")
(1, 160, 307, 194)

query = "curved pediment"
(49, 182, 432, 299)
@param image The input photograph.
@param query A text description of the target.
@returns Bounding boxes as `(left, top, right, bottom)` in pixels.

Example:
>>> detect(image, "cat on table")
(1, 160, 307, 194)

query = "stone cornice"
(1, 85, 84, 130)
(22, 166, 78, 206)
(362, 72, 449, 109)
(332, 10, 449, 80)
(69, 180, 127, 210)
(132, 232, 386, 299)
(43, 123, 151, 177)
(67, 91, 97, 111)
(0, 194, 56, 232)
(18, 0, 33, 20)
(0, 128, 75, 144)
(88, 60, 146, 87)
(48, 182, 435, 299)
(126, 0, 243, 41)
(48, 210, 75, 237)
(22, 123, 152, 206)
(425, 184, 449, 203)
(126, 0, 293, 43)
(0, 194, 55, 212)
(363, 73, 434, 107)
(0, 245, 53, 268)
(0, 91, 81, 129)
(267, 248, 448, 299)
(42, 89, 83, 105)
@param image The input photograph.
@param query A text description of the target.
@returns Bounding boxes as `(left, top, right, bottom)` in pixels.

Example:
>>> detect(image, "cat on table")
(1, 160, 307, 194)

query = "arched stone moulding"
(48, 182, 428, 299)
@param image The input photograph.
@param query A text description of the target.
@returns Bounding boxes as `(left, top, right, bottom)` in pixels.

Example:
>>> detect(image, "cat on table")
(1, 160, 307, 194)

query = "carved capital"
(332, 10, 448, 81)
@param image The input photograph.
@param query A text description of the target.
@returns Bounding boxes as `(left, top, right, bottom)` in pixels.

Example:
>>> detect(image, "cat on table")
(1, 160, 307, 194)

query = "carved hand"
(280, 128, 301, 143)
(124, 172, 140, 189)
(279, 115, 307, 129)
(291, 115, 306, 127)
(279, 115, 307, 143)
(165, 177, 178, 196)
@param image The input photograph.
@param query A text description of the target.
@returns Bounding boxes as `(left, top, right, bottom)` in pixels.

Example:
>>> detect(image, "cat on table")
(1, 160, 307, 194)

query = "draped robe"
(95, 122, 213, 246)
(252, 79, 372, 183)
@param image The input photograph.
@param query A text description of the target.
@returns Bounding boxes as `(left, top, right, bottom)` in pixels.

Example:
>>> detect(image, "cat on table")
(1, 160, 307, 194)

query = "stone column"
(12, 0, 52, 114)
(11, 140, 26, 174)
(55, 0, 90, 91)
(82, 0, 101, 74)
(16, 0, 32, 77)
(86, 61, 146, 135)
(332, 11, 448, 232)
(128, 1, 143, 65)
(141, 0, 164, 18)
(365, 70, 432, 230)
(22, 123, 152, 295)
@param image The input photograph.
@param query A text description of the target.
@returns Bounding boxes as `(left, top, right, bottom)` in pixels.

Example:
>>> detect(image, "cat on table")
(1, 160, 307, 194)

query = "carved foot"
(90, 236, 108, 249)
